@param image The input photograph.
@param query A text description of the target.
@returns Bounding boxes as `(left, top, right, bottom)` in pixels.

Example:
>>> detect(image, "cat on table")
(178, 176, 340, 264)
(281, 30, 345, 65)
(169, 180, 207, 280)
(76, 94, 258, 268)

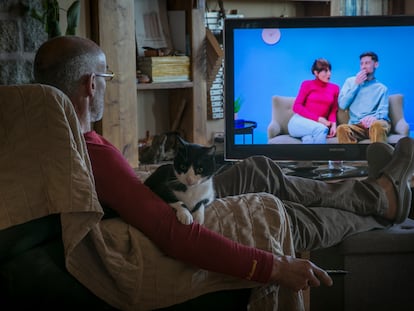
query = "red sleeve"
(293, 80, 320, 121)
(84, 132, 274, 283)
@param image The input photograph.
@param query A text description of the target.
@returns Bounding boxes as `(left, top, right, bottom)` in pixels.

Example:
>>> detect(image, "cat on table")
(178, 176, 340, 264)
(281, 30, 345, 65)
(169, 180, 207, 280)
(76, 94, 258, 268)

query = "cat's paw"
(176, 208, 194, 225)
(192, 205, 205, 224)
(170, 202, 194, 225)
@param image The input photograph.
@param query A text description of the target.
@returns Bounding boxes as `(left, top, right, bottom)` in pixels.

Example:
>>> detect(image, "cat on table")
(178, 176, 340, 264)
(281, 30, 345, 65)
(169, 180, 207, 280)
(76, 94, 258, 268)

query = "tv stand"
(280, 161, 369, 180)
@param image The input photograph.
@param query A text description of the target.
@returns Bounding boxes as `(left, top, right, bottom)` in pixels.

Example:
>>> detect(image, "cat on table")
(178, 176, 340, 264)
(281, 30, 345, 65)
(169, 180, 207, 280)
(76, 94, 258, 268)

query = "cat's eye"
(196, 167, 203, 174)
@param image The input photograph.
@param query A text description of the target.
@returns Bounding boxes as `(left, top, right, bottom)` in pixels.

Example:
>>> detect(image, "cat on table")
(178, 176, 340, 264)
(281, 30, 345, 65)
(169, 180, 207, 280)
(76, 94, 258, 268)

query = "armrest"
(393, 118, 410, 136)
(267, 121, 282, 139)
(389, 94, 410, 135)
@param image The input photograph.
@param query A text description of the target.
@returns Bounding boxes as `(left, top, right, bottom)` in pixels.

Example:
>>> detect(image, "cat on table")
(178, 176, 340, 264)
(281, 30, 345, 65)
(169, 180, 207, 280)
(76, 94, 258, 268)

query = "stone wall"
(0, 0, 46, 85)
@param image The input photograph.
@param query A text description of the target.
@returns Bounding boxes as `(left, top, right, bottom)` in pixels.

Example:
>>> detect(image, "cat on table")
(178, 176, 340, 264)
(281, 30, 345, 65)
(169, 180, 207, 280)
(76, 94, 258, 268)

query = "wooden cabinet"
(91, 0, 207, 167)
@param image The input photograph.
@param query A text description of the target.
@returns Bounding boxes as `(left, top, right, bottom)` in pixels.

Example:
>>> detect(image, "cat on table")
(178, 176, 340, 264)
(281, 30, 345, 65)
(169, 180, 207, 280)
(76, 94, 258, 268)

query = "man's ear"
(374, 61, 379, 69)
(85, 73, 96, 97)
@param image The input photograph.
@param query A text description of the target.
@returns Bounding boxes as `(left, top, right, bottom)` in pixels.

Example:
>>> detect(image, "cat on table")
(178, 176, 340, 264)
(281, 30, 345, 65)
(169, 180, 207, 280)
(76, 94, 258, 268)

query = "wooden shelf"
(135, 3, 207, 147)
(93, 0, 207, 166)
(137, 81, 193, 90)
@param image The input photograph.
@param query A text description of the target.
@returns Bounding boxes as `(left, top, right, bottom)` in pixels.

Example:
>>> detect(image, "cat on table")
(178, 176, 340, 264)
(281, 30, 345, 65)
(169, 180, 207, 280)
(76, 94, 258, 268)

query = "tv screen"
(224, 15, 414, 163)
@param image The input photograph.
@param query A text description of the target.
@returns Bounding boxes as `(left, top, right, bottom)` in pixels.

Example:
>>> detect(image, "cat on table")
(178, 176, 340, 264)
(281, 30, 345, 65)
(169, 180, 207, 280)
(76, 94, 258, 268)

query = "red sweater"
(84, 131, 273, 283)
(293, 79, 339, 122)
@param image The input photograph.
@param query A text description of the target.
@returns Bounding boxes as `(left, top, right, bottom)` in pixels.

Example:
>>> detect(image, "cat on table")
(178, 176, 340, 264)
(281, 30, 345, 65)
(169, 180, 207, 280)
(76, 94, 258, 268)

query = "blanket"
(0, 84, 303, 310)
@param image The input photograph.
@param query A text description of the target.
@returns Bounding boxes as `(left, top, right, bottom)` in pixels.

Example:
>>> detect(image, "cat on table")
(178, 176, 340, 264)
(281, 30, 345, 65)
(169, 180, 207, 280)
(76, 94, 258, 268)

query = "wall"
(0, 0, 46, 84)
(0, 0, 89, 85)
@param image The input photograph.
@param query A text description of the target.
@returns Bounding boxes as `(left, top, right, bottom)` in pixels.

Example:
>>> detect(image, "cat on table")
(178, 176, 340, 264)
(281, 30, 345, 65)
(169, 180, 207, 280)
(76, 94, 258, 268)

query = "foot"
(378, 137, 414, 224)
(366, 142, 394, 179)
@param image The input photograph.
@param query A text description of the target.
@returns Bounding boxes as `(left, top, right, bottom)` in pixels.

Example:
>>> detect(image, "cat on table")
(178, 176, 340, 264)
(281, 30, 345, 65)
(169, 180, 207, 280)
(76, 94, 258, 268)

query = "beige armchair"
(267, 94, 410, 144)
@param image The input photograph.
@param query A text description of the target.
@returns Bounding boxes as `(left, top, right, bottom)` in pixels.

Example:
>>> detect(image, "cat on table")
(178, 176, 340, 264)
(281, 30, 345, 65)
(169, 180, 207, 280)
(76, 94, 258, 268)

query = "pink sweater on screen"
(293, 79, 339, 123)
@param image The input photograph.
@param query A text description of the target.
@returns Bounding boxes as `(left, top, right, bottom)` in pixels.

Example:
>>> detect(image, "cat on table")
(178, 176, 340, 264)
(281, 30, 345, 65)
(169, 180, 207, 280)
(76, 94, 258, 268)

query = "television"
(223, 14, 414, 175)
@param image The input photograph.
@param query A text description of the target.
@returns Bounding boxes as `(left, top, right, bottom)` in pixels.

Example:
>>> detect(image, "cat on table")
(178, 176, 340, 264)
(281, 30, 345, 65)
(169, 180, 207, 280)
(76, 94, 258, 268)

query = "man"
(337, 51, 391, 143)
(33, 36, 414, 307)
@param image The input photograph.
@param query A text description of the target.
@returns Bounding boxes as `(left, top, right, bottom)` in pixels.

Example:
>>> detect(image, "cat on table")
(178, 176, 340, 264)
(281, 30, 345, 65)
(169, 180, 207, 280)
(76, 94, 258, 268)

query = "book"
(138, 56, 190, 82)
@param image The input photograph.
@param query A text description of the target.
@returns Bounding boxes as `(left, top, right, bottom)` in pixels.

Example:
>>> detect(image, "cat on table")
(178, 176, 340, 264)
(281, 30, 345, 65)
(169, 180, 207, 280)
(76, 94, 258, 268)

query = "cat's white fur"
(171, 166, 215, 225)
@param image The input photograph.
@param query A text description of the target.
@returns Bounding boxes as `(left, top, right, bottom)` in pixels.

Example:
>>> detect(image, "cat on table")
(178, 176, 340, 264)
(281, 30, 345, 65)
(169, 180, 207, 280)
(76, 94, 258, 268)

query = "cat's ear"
(176, 135, 187, 146)
(175, 136, 187, 158)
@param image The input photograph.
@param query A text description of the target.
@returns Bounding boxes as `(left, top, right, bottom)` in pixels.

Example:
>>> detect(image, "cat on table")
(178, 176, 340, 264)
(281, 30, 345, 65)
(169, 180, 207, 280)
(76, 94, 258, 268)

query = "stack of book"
(138, 56, 190, 83)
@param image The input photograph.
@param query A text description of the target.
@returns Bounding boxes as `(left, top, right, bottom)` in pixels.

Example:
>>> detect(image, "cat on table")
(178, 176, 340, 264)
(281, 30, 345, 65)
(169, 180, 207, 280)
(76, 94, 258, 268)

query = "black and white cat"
(144, 136, 216, 225)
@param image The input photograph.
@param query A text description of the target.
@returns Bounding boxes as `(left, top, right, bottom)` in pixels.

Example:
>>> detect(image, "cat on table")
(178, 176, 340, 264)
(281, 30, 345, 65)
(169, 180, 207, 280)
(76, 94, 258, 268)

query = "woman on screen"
(288, 58, 339, 144)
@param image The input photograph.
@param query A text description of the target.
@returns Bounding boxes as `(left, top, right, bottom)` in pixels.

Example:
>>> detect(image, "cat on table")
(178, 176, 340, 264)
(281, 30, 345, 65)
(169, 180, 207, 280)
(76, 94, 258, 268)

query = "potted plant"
(31, 0, 80, 39)
(234, 96, 244, 128)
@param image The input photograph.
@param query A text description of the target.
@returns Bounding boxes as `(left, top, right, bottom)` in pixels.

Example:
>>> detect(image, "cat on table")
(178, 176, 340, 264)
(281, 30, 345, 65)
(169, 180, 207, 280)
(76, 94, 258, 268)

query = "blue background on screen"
(233, 26, 414, 144)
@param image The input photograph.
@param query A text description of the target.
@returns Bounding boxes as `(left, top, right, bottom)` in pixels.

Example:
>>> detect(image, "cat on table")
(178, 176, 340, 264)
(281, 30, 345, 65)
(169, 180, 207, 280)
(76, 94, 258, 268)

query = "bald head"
(34, 36, 106, 97)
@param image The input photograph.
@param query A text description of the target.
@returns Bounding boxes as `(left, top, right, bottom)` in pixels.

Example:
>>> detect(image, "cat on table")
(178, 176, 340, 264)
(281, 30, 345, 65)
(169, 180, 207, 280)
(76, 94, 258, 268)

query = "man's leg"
(283, 202, 386, 252)
(336, 123, 367, 143)
(369, 119, 391, 143)
(214, 138, 414, 252)
(214, 155, 388, 217)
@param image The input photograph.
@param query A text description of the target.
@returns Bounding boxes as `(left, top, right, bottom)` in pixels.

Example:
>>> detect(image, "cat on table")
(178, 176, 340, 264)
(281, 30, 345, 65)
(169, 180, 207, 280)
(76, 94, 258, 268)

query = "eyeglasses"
(95, 69, 115, 81)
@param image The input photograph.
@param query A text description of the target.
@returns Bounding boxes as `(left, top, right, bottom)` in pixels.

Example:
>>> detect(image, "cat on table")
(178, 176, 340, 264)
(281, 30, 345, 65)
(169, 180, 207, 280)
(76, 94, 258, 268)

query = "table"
(234, 120, 257, 144)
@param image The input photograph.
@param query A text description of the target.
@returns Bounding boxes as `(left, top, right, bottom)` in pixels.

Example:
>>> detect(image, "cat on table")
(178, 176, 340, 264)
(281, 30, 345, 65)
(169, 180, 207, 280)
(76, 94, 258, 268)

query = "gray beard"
(90, 92, 104, 122)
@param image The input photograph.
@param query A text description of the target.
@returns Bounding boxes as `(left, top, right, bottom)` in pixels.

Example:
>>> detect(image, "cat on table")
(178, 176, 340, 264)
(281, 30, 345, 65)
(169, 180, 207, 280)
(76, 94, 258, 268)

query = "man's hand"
(355, 69, 367, 85)
(360, 116, 377, 128)
(269, 255, 333, 292)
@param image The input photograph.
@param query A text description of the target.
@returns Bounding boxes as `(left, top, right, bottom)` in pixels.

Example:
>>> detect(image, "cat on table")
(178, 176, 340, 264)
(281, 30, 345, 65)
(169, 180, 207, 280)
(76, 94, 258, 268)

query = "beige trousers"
(336, 120, 391, 143)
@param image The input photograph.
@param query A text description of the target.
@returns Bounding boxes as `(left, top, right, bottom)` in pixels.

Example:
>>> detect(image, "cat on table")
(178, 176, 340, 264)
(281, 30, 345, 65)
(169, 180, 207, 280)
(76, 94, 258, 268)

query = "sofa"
(0, 84, 247, 310)
(267, 94, 410, 144)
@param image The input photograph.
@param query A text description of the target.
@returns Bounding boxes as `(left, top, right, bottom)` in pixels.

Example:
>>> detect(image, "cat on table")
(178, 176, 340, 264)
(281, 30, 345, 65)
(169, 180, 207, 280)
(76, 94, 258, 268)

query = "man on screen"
(337, 51, 390, 143)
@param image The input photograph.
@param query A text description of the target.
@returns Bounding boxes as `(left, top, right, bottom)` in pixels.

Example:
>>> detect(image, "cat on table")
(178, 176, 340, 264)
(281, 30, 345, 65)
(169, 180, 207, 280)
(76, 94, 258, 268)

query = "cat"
(144, 136, 216, 225)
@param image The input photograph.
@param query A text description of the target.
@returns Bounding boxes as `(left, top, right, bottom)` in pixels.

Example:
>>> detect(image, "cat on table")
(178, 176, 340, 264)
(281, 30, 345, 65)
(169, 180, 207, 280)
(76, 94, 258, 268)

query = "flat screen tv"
(223, 15, 414, 167)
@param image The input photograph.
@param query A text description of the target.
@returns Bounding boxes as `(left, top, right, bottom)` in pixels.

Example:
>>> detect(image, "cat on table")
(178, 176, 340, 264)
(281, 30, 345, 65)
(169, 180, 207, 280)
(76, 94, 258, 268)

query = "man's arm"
(85, 133, 275, 282)
(338, 76, 360, 110)
(374, 88, 389, 120)
(84, 132, 333, 290)
(360, 85, 389, 128)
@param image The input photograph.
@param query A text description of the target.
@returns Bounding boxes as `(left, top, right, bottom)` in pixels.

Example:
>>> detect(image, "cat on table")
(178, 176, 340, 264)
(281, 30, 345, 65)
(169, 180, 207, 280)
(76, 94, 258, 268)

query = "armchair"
(267, 94, 409, 144)
(0, 84, 300, 310)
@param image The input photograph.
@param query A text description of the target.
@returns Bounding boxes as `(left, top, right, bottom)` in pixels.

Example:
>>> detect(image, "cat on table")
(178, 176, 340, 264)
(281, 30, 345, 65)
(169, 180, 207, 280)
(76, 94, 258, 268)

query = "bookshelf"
(91, 0, 207, 167)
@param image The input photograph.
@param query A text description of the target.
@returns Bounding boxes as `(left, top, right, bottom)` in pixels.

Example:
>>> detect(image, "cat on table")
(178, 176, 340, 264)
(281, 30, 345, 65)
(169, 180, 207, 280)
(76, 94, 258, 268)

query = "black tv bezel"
(223, 15, 413, 162)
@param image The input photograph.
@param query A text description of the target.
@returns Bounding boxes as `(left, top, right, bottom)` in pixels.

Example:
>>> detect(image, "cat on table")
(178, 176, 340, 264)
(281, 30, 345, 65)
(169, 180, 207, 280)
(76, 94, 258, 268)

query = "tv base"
(281, 161, 369, 181)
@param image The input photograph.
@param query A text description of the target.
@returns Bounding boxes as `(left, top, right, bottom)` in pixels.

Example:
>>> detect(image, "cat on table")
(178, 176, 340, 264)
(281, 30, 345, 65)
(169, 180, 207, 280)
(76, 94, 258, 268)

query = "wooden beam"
(190, 8, 207, 144)
(93, 0, 139, 167)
